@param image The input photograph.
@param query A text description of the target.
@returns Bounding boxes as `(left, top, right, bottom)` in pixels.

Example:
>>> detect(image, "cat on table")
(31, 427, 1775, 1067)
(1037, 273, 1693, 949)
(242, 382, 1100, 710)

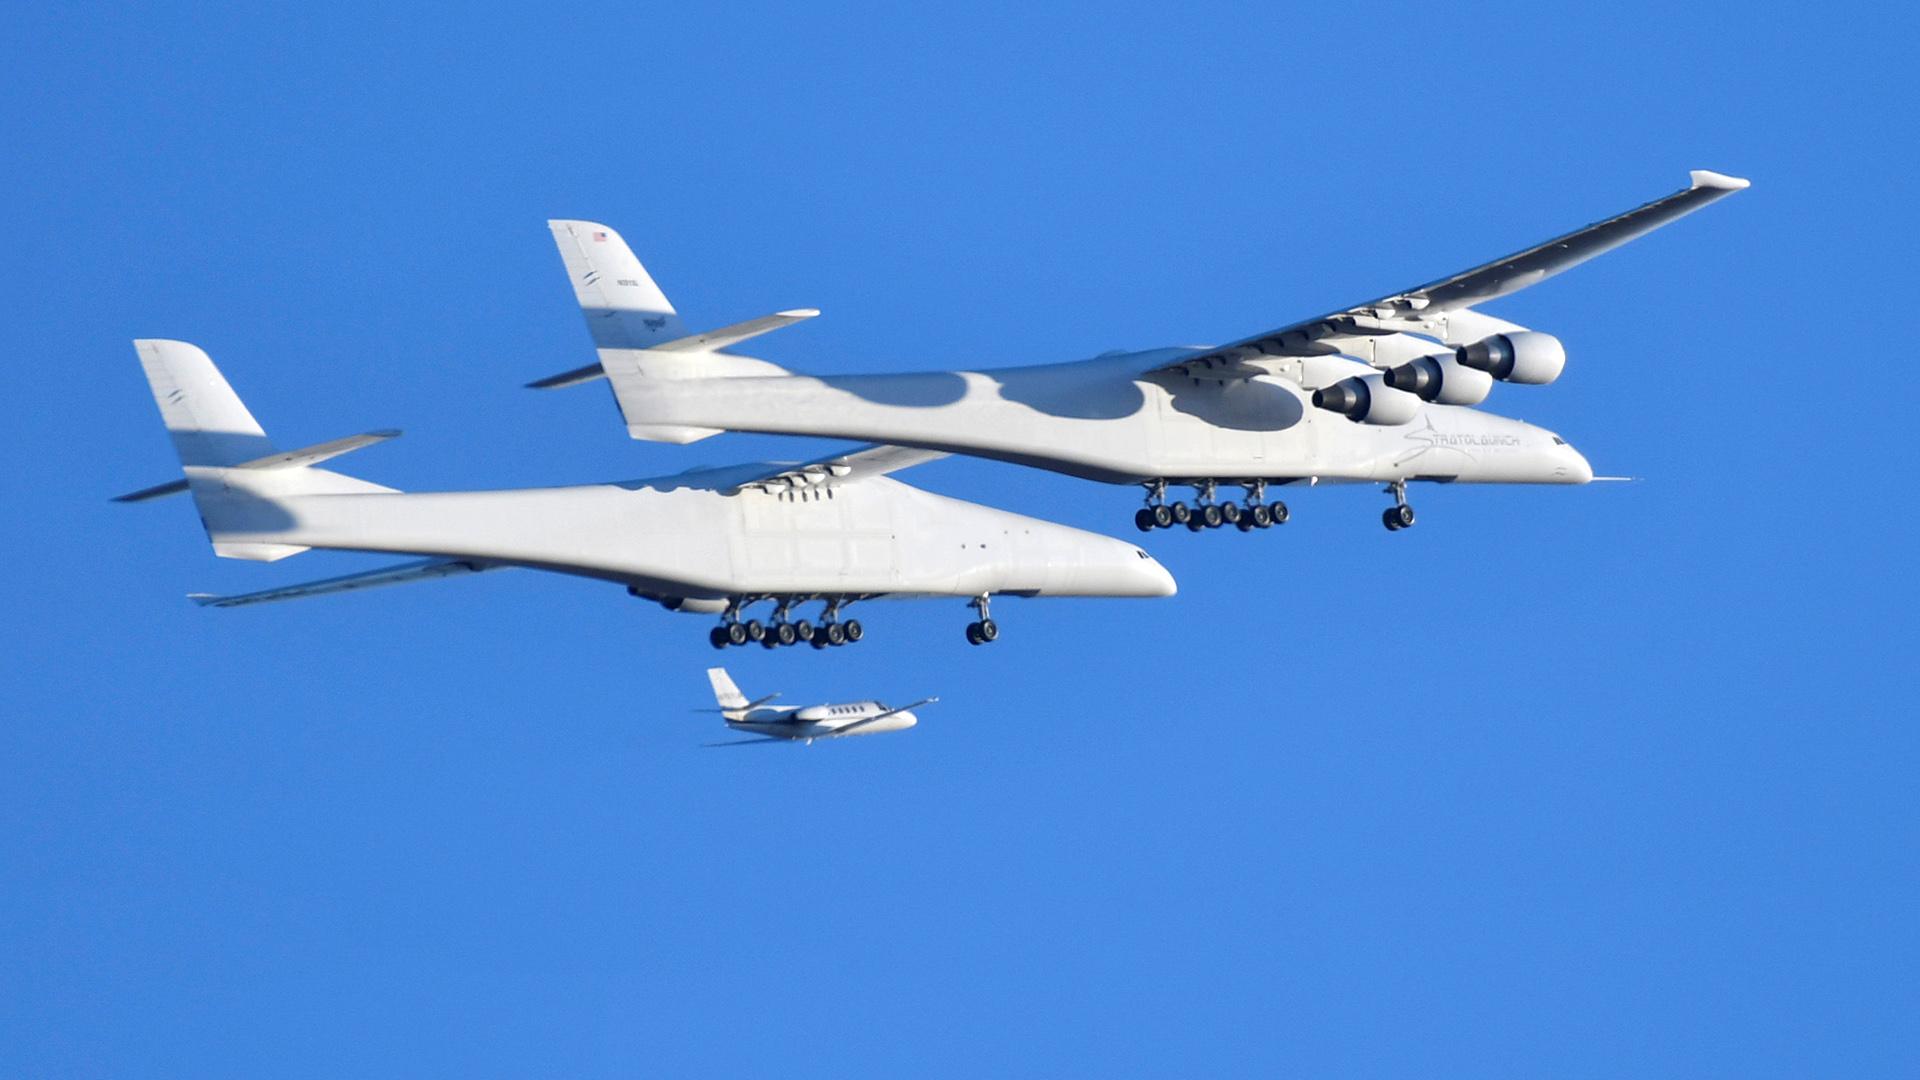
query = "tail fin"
(545, 220, 802, 444)
(125, 340, 396, 562)
(707, 667, 749, 710)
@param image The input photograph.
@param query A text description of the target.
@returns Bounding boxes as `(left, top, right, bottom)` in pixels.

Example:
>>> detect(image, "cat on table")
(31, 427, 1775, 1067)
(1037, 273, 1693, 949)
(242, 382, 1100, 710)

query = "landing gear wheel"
(1220, 502, 1241, 525)
(726, 623, 750, 646)
(794, 620, 814, 643)
(977, 618, 998, 642)
(1386, 504, 1415, 530)
(1236, 516, 1254, 532)
(1169, 502, 1191, 525)
(966, 622, 983, 645)
(1268, 501, 1290, 525)
(843, 619, 864, 643)
(744, 619, 766, 642)
(1135, 508, 1156, 532)
(1201, 503, 1224, 528)
(1250, 503, 1273, 528)
(1152, 505, 1174, 529)
(824, 622, 847, 646)
(774, 621, 798, 646)
(709, 627, 730, 650)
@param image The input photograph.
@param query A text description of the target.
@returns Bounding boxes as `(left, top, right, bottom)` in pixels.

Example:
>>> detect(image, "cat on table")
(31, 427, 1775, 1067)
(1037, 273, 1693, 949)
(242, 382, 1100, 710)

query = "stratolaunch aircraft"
(117, 340, 1174, 648)
(529, 170, 1747, 533)
(700, 667, 931, 746)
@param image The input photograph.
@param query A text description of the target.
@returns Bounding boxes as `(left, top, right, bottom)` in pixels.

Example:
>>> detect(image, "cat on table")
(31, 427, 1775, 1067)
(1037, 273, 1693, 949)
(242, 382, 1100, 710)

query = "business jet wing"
(1154, 169, 1749, 381)
(833, 697, 938, 735)
(735, 444, 949, 493)
(188, 558, 498, 608)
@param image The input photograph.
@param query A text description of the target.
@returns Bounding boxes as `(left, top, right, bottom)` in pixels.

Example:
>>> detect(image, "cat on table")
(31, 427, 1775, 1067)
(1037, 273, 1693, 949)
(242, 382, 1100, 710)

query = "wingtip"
(186, 593, 221, 607)
(1689, 169, 1751, 191)
(776, 308, 822, 319)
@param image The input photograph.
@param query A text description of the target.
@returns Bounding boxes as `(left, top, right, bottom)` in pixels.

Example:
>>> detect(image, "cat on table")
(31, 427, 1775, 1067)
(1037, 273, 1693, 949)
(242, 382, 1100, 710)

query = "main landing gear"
(709, 598, 864, 650)
(963, 594, 999, 646)
(1135, 479, 1288, 534)
(1381, 480, 1417, 531)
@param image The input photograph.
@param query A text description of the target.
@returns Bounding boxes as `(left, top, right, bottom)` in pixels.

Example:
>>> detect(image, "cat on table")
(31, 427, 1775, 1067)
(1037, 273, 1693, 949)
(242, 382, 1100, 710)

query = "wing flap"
(189, 558, 495, 608)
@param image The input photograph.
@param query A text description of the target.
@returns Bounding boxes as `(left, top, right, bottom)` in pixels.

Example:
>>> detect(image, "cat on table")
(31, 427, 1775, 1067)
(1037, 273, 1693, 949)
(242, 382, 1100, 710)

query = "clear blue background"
(3, 4, 1913, 1076)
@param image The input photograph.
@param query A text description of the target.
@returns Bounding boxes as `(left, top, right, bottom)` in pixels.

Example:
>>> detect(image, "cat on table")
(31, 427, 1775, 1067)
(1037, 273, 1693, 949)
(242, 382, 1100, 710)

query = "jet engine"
(640, 590, 731, 615)
(1311, 373, 1422, 425)
(1382, 352, 1494, 406)
(1454, 331, 1565, 385)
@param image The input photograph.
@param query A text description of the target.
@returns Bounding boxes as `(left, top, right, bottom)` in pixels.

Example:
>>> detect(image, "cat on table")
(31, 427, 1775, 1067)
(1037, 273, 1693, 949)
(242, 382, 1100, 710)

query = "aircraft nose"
(1560, 443, 1594, 484)
(1137, 551, 1177, 596)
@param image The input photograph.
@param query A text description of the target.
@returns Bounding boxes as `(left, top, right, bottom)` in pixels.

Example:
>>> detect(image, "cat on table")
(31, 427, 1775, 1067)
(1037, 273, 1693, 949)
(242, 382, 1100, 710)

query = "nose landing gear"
(963, 594, 999, 646)
(1382, 480, 1416, 531)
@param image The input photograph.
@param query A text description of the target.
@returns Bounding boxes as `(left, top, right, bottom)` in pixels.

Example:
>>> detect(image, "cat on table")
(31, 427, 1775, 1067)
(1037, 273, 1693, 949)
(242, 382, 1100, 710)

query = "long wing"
(526, 311, 820, 390)
(1155, 169, 1749, 379)
(189, 558, 497, 608)
(735, 444, 949, 493)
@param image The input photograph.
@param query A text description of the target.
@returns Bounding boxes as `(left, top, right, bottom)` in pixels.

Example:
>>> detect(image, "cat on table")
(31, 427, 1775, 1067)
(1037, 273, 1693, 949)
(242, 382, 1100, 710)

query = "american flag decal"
(592, 231, 608, 242)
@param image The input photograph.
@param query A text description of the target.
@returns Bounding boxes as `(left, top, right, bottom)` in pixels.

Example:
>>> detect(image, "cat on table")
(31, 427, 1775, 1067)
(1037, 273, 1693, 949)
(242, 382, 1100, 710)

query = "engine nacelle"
(1311, 373, 1423, 425)
(1454, 331, 1565, 385)
(1382, 353, 1494, 406)
(639, 590, 730, 615)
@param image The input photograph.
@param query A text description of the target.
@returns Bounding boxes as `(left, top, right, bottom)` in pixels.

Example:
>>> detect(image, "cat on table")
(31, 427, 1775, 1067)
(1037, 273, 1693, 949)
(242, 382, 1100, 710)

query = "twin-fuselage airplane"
(535, 170, 1748, 533)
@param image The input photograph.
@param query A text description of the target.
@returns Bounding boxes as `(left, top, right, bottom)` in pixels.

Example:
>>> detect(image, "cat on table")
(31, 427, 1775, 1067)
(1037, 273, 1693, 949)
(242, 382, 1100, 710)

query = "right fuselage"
(625, 349, 1594, 487)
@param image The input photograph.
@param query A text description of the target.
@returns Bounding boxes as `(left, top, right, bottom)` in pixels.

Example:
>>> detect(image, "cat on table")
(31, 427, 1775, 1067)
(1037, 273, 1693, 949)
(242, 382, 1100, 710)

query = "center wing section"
(1154, 169, 1749, 381)
(733, 444, 950, 494)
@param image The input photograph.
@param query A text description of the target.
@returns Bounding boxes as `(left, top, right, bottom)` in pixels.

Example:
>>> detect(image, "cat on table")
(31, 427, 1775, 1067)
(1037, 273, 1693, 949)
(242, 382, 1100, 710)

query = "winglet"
(1689, 169, 1751, 191)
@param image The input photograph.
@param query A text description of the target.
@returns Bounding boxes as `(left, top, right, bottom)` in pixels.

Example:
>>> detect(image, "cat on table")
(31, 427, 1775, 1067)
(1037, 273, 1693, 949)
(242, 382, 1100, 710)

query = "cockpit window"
(1551, 436, 1567, 446)
(1136, 549, 1149, 559)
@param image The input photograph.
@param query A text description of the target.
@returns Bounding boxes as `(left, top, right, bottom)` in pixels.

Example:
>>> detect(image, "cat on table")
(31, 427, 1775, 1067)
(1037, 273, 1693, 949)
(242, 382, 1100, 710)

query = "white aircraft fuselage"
(618, 348, 1594, 487)
(191, 459, 1175, 604)
(727, 701, 919, 741)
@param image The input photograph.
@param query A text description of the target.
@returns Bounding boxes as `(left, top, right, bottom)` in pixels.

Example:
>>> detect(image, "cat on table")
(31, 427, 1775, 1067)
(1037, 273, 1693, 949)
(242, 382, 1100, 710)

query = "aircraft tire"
(978, 618, 998, 642)
(726, 623, 750, 646)
(824, 622, 847, 646)
(1135, 508, 1156, 532)
(1382, 507, 1401, 531)
(1201, 504, 1224, 528)
(1250, 504, 1273, 528)
(1269, 501, 1289, 524)
(1221, 501, 1241, 524)
(1152, 505, 1174, 529)
(1170, 502, 1191, 524)
(709, 627, 730, 650)
(843, 619, 864, 642)
(1394, 505, 1416, 529)
(794, 620, 814, 642)
(745, 619, 766, 642)
(1235, 516, 1254, 532)
(775, 622, 798, 646)
(965, 622, 983, 645)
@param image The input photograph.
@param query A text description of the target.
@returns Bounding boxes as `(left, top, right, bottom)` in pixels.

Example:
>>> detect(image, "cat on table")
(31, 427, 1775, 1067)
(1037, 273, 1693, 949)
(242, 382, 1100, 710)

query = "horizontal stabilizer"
(113, 430, 400, 503)
(190, 558, 493, 607)
(526, 311, 819, 390)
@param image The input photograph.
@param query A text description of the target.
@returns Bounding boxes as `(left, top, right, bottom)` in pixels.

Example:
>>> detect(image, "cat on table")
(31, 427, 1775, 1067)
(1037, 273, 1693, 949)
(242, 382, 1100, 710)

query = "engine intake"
(1311, 373, 1422, 425)
(1382, 353, 1494, 406)
(1455, 331, 1565, 385)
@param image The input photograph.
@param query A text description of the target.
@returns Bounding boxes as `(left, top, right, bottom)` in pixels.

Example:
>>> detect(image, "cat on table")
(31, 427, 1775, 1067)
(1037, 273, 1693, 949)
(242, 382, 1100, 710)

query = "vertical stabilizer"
(706, 667, 750, 710)
(547, 220, 689, 349)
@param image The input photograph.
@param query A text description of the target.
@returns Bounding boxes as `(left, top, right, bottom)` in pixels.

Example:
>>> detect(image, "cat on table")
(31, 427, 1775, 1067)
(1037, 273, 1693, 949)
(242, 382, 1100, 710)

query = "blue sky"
(2, 3, 1914, 1076)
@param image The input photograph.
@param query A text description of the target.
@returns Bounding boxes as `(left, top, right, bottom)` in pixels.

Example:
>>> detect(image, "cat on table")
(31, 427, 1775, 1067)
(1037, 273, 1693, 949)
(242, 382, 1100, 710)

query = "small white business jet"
(701, 667, 932, 746)
(117, 341, 1173, 647)
(529, 170, 1747, 533)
